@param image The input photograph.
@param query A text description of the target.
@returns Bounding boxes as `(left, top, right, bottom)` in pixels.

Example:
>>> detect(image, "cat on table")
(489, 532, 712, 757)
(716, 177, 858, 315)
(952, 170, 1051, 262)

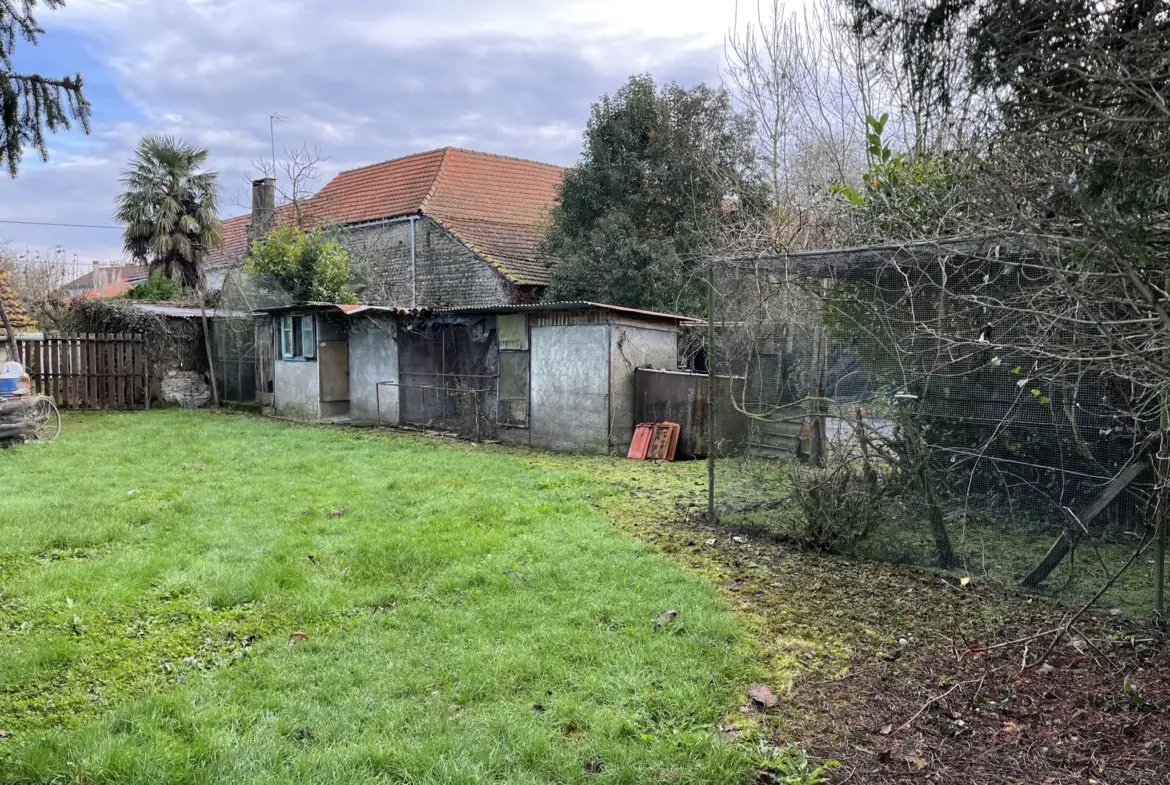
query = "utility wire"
(0, 219, 121, 229)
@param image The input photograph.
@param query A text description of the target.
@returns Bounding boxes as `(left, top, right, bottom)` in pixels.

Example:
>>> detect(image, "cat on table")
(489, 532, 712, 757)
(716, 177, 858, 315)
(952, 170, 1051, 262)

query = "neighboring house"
(204, 147, 565, 308)
(59, 263, 150, 301)
(0, 270, 36, 334)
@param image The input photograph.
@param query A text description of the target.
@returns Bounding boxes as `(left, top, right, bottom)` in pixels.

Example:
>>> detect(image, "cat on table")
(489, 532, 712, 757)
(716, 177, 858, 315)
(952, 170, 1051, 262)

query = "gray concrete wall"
(274, 359, 320, 420)
(608, 323, 679, 453)
(530, 325, 610, 454)
(349, 315, 399, 423)
(346, 217, 518, 308)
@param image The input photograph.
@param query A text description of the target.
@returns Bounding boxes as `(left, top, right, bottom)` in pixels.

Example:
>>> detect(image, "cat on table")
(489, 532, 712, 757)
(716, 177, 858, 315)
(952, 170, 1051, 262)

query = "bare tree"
(236, 143, 328, 229)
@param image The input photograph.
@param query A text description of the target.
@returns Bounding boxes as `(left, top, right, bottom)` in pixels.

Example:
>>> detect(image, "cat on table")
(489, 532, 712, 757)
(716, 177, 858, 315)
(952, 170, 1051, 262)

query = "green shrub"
(753, 742, 840, 785)
(124, 270, 182, 301)
(244, 226, 356, 304)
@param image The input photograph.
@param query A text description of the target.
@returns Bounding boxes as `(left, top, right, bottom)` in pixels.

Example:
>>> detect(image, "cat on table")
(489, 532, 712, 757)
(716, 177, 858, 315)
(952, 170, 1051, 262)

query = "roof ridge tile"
(418, 147, 451, 215)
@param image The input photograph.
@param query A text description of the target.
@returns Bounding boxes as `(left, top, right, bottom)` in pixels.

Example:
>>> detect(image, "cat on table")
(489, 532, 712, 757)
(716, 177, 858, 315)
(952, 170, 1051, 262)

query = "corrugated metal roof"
(128, 303, 251, 319)
(434, 301, 702, 324)
(254, 300, 700, 324)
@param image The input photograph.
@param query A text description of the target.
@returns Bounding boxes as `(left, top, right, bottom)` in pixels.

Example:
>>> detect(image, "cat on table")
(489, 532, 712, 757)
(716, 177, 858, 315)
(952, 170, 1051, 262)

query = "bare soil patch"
(625, 505, 1169, 785)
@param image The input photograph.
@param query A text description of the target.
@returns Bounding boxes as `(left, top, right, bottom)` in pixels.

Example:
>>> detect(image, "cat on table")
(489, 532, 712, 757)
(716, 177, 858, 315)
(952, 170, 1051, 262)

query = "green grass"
(0, 412, 755, 784)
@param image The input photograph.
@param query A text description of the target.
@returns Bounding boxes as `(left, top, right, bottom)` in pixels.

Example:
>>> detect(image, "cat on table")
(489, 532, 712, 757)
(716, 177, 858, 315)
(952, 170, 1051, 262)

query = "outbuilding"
(255, 301, 696, 454)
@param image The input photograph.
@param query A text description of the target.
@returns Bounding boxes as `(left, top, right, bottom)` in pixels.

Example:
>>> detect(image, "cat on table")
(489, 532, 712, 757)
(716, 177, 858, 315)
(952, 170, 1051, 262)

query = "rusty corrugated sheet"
(633, 369, 750, 458)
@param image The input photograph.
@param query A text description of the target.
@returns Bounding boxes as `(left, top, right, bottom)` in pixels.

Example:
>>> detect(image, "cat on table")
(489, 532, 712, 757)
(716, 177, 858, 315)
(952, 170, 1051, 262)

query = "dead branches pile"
(0, 398, 34, 448)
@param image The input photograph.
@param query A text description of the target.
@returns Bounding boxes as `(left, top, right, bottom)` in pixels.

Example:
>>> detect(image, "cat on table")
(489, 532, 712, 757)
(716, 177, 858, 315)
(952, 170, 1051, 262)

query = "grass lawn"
(0, 412, 758, 785)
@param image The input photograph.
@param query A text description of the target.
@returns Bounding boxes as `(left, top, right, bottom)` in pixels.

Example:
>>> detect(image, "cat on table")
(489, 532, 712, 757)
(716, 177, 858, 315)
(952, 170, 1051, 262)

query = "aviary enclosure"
(709, 237, 1167, 618)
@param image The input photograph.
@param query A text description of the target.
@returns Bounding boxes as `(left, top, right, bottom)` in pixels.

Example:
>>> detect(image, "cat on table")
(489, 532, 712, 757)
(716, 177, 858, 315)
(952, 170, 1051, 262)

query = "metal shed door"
(319, 341, 350, 402)
(530, 325, 609, 453)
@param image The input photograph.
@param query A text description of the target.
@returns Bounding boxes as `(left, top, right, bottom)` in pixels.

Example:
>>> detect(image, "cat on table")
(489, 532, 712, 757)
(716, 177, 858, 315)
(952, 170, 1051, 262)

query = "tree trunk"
(902, 416, 959, 568)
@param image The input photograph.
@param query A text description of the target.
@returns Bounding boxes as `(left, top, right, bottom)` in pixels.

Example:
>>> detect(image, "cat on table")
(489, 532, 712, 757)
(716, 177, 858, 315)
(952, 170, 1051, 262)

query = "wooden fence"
(15, 334, 148, 410)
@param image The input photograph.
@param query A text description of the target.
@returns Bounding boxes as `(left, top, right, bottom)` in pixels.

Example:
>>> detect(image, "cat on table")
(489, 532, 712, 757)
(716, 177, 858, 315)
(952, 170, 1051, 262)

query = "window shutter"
(280, 316, 295, 359)
(301, 315, 316, 359)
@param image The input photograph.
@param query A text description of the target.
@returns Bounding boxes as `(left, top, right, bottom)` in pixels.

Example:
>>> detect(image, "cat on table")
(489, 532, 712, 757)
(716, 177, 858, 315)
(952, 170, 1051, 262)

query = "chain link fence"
(710, 240, 1167, 618)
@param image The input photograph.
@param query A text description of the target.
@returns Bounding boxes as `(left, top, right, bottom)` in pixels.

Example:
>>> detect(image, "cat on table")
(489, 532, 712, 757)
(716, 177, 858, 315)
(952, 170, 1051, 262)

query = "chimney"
(250, 177, 276, 242)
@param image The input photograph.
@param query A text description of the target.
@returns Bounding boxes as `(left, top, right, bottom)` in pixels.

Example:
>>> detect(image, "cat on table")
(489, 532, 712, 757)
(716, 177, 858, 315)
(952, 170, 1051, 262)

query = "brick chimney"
(249, 177, 276, 241)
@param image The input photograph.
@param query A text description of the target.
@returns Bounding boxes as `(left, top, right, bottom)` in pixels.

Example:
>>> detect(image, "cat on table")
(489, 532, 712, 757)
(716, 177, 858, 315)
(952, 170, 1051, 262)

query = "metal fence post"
(707, 258, 717, 525)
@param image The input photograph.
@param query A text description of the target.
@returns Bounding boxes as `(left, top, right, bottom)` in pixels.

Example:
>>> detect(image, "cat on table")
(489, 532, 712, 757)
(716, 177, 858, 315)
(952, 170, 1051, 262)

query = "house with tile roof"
(205, 147, 564, 308)
(59, 263, 150, 301)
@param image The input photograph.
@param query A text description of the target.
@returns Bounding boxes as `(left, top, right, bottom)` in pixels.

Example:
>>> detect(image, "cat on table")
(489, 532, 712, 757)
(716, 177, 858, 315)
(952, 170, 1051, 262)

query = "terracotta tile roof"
(205, 148, 564, 286)
(0, 271, 36, 331)
(205, 203, 302, 271)
(60, 264, 150, 296)
(67, 279, 136, 301)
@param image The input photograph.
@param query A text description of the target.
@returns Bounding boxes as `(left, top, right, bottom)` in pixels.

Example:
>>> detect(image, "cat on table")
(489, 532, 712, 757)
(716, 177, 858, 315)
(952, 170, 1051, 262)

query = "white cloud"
(6, 0, 752, 263)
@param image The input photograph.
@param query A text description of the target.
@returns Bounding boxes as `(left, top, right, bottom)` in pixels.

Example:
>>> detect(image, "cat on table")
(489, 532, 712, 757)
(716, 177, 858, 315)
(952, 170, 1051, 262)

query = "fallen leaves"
(748, 683, 778, 708)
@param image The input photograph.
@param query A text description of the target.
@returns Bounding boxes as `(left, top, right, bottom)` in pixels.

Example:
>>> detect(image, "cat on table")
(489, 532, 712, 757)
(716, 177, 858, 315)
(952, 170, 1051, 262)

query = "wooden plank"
(64, 336, 75, 409)
(48, 336, 58, 403)
(114, 334, 123, 408)
(131, 338, 139, 409)
(86, 335, 94, 407)
(127, 334, 135, 408)
(89, 333, 99, 408)
(101, 332, 111, 409)
(136, 336, 147, 409)
(115, 333, 124, 409)
(82, 336, 91, 408)
(122, 334, 131, 408)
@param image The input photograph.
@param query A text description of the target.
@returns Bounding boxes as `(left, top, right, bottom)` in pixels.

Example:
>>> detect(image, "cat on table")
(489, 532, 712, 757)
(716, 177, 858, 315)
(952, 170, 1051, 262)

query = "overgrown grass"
(0, 412, 756, 784)
(713, 458, 1156, 618)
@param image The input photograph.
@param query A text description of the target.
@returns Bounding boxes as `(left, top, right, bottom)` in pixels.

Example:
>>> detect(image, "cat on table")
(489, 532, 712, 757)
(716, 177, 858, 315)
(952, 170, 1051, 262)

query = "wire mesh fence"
(212, 271, 293, 404)
(710, 239, 1167, 619)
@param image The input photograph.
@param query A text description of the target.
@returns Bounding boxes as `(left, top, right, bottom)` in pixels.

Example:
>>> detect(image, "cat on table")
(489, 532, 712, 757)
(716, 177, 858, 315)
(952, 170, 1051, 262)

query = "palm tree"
(115, 135, 222, 289)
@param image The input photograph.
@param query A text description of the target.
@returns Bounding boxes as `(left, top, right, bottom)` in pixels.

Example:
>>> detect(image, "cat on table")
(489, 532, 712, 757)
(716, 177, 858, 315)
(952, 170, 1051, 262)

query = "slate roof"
(205, 148, 564, 287)
(0, 271, 36, 331)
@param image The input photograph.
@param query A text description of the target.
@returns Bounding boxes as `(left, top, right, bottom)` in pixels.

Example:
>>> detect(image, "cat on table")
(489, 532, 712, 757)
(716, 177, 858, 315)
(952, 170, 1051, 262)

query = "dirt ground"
(633, 507, 1169, 785)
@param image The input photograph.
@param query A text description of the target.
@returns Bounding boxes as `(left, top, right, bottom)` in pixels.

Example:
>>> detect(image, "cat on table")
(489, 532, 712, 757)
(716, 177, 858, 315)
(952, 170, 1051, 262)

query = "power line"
(0, 219, 121, 229)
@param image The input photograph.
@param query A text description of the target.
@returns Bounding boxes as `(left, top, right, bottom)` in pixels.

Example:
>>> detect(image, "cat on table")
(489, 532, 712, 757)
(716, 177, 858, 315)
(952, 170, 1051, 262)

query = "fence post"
(1157, 396, 1167, 616)
(707, 258, 717, 525)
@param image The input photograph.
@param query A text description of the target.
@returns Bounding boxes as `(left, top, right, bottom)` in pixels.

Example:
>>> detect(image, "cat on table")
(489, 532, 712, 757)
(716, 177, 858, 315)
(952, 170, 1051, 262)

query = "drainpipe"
(409, 216, 417, 308)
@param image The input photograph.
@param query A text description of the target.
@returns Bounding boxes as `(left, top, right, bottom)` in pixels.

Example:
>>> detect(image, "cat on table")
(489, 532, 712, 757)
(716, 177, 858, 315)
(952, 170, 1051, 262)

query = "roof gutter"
(410, 215, 417, 309)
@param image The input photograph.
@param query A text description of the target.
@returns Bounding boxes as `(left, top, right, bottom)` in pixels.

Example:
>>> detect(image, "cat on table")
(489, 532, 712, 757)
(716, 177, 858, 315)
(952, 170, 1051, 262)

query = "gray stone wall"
(346, 218, 518, 308)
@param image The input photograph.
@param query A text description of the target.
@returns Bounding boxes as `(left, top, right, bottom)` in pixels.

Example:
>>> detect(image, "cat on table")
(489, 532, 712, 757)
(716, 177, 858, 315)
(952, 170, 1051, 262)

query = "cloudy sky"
(2, 0, 750, 273)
